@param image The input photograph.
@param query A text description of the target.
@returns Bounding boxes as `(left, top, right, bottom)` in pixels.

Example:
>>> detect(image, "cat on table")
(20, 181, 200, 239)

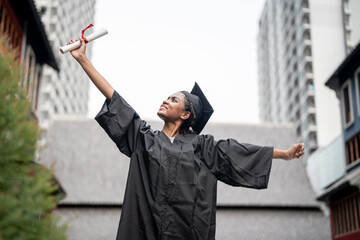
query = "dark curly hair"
(179, 95, 196, 134)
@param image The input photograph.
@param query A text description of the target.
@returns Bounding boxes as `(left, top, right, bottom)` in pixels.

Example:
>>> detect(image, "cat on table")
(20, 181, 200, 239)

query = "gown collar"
(160, 131, 197, 144)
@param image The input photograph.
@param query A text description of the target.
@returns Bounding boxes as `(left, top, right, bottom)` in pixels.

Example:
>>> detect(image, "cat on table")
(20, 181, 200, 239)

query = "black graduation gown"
(95, 90, 274, 240)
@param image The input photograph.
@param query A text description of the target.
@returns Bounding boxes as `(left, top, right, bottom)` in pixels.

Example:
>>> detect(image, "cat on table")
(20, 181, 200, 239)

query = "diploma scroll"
(59, 27, 108, 54)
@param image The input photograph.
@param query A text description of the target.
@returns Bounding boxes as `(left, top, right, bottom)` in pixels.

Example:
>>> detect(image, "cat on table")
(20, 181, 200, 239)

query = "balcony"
(308, 123, 317, 132)
(306, 72, 314, 79)
(304, 39, 311, 46)
(304, 55, 312, 63)
(309, 138, 318, 150)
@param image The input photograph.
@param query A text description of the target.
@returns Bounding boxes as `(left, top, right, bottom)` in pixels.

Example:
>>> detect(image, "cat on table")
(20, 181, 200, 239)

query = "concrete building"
(34, 0, 96, 129)
(257, 0, 357, 158)
(39, 119, 331, 239)
(343, 0, 360, 54)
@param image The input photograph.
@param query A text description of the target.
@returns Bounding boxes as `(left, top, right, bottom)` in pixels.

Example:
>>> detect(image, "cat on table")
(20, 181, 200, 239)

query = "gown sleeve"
(199, 134, 274, 189)
(94, 90, 143, 158)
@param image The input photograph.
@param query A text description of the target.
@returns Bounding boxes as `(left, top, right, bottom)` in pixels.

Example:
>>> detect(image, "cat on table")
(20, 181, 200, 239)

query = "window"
(302, 0, 309, 8)
(50, 23, 56, 32)
(43, 93, 50, 101)
(302, 16, 309, 24)
(344, 85, 352, 122)
(304, 31, 311, 40)
(45, 75, 51, 84)
(345, 14, 350, 27)
(308, 83, 314, 91)
(346, 30, 351, 42)
(51, 7, 57, 15)
(341, 80, 354, 128)
(348, 46, 354, 54)
(42, 111, 49, 120)
(344, 0, 349, 11)
(355, 68, 360, 117)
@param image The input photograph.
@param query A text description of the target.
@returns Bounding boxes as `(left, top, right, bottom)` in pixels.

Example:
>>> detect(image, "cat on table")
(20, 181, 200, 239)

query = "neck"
(162, 120, 182, 137)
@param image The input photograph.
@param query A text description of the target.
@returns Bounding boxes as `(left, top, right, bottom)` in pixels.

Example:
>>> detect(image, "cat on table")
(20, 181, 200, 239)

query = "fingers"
(66, 38, 83, 45)
(67, 39, 77, 45)
(292, 143, 305, 159)
(79, 37, 85, 44)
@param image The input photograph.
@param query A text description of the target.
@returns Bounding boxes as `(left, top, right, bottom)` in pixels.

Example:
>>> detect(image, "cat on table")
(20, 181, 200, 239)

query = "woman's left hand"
(285, 143, 305, 160)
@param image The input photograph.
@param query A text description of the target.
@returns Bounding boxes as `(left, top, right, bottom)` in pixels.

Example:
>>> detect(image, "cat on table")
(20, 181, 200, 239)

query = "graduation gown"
(95, 90, 274, 240)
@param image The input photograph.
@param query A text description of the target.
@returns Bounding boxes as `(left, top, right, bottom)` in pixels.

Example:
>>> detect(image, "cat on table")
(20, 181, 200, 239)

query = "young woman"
(68, 38, 304, 240)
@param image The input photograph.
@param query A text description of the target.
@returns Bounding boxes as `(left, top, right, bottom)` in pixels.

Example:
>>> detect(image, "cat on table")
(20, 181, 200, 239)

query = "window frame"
(354, 67, 360, 118)
(341, 79, 354, 129)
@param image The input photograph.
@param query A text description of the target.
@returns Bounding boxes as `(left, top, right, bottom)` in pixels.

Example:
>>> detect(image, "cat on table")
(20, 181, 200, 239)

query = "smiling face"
(157, 92, 191, 122)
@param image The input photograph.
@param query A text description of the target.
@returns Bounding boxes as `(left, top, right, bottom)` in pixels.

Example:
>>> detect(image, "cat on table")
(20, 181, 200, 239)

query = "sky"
(87, 0, 266, 124)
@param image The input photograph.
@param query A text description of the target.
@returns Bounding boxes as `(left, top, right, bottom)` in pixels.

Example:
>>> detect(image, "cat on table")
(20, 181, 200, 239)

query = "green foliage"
(0, 42, 68, 239)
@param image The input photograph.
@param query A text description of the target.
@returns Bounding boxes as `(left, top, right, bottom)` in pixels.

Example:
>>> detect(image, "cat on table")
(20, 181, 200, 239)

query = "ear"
(181, 111, 191, 121)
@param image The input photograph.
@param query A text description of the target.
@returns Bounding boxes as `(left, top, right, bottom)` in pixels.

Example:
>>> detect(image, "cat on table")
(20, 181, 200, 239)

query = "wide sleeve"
(94, 90, 143, 157)
(199, 134, 274, 189)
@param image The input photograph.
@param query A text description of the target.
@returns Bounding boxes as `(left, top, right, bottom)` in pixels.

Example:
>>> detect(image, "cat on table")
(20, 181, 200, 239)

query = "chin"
(157, 111, 166, 121)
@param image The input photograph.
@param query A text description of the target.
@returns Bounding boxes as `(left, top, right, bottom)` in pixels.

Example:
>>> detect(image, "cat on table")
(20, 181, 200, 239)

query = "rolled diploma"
(59, 27, 108, 54)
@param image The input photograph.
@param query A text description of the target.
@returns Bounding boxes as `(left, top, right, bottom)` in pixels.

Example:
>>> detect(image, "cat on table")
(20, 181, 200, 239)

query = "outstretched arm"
(67, 38, 114, 100)
(273, 143, 304, 160)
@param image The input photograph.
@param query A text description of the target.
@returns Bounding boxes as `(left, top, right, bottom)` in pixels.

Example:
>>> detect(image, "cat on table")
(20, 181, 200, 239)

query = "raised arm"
(67, 37, 114, 100)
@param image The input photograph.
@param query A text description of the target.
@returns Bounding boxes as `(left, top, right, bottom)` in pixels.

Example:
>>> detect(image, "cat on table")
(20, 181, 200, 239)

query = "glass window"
(51, 7, 57, 15)
(50, 23, 56, 32)
(345, 14, 350, 27)
(343, 83, 352, 124)
(344, 0, 349, 11)
(346, 30, 351, 42)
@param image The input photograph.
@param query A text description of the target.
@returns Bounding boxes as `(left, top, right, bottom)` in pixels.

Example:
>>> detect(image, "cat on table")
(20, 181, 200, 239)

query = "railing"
(331, 190, 360, 238)
(346, 132, 360, 166)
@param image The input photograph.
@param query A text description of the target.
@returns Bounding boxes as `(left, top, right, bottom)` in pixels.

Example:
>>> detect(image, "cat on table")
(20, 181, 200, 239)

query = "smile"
(159, 104, 167, 110)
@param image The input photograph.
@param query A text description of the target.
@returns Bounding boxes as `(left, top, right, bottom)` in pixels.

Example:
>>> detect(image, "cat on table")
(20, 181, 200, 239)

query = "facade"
(39, 119, 331, 239)
(0, 0, 58, 113)
(34, 0, 96, 129)
(319, 43, 360, 240)
(257, 0, 357, 158)
(343, 0, 360, 54)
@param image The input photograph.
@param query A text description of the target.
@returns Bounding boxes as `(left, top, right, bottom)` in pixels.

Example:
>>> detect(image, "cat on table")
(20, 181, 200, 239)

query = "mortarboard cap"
(181, 82, 214, 134)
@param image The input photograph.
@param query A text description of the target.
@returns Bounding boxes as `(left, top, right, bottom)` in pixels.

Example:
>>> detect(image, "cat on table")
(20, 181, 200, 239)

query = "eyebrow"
(168, 96, 181, 101)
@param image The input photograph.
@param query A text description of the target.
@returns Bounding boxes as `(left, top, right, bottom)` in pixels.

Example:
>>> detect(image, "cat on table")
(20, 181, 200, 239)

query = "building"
(257, 0, 358, 158)
(343, 0, 360, 54)
(39, 119, 331, 239)
(318, 43, 360, 240)
(34, 0, 96, 129)
(0, 0, 58, 113)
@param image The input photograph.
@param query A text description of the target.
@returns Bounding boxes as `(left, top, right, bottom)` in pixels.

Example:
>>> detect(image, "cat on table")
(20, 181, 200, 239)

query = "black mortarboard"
(181, 82, 214, 134)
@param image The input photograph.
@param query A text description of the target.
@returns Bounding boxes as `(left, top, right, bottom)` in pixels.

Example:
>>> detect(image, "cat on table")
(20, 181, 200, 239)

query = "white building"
(257, 0, 358, 158)
(344, 0, 360, 54)
(34, 0, 96, 129)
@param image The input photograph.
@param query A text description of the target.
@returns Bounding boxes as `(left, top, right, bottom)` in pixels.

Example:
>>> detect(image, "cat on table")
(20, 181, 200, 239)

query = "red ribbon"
(81, 24, 94, 43)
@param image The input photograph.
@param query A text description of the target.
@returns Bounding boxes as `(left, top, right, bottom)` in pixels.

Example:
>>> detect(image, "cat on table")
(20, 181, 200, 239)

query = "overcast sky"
(87, 0, 266, 124)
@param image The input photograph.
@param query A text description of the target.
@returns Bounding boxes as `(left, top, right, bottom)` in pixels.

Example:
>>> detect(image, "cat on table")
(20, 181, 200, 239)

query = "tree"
(0, 40, 68, 240)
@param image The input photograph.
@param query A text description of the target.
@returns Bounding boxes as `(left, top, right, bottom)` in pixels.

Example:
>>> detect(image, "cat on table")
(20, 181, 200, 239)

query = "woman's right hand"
(67, 37, 86, 62)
